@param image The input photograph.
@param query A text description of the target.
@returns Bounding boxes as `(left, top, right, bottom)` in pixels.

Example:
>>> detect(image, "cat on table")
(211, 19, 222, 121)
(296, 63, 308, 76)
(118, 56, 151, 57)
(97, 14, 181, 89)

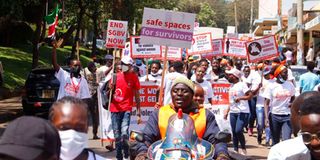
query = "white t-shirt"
(306, 48, 314, 62)
(88, 151, 109, 160)
(256, 79, 275, 108)
(229, 82, 250, 113)
(313, 83, 320, 91)
(96, 65, 110, 83)
(194, 80, 214, 104)
(263, 81, 295, 115)
(268, 136, 310, 160)
(136, 64, 147, 77)
(140, 74, 162, 85)
(163, 72, 186, 105)
(55, 68, 91, 100)
(191, 73, 212, 82)
(285, 50, 293, 61)
(316, 56, 320, 69)
(241, 70, 261, 91)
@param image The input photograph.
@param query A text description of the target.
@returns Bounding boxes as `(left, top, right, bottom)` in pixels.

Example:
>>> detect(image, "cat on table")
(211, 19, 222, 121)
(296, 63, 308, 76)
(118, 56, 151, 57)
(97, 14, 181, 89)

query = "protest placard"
(211, 83, 231, 105)
(246, 35, 279, 63)
(154, 46, 182, 61)
(106, 20, 128, 49)
(202, 39, 223, 58)
(187, 32, 213, 55)
(130, 36, 161, 58)
(140, 7, 196, 48)
(130, 82, 158, 130)
(223, 38, 247, 58)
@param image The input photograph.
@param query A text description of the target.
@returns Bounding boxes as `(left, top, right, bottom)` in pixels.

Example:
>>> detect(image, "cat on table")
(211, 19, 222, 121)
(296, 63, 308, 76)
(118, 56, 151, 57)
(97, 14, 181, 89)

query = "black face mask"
(70, 66, 81, 77)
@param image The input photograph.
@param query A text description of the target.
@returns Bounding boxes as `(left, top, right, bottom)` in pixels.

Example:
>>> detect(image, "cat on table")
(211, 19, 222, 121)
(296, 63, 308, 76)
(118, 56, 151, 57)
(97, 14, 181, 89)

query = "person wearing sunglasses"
(268, 92, 320, 160)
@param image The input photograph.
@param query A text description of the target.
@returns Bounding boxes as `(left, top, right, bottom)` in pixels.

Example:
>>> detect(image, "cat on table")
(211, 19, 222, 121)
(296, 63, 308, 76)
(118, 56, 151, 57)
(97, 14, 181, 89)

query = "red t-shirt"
(110, 72, 140, 112)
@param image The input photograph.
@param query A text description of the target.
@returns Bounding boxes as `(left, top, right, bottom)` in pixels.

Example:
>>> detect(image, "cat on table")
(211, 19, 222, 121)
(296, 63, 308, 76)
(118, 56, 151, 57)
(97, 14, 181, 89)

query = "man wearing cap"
(52, 41, 91, 100)
(97, 54, 114, 83)
(0, 116, 61, 160)
(134, 76, 230, 160)
(83, 62, 100, 139)
(109, 56, 141, 160)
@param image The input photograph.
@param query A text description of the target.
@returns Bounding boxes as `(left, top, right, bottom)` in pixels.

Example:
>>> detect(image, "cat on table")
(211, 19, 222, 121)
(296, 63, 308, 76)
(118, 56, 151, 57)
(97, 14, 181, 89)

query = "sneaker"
(239, 149, 247, 156)
(105, 145, 115, 152)
(257, 135, 262, 145)
(93, 135, 100, 140)
(248, 128, 253, 136)
(265, 142, 271, 149)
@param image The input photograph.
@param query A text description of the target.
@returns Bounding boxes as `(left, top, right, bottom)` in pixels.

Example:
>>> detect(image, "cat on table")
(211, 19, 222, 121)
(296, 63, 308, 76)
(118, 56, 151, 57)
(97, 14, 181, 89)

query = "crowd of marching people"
(1, 40, 320, 160)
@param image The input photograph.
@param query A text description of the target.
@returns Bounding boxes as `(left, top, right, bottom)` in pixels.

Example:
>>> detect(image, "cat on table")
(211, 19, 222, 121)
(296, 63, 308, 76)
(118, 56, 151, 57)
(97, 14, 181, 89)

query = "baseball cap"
(225, 68, 242, 78)
(172, 76, 195, 93)
(0, 116, 61, 159)
(105, 54, 113, 60)
(121, 56, 134, 65)
(263, 65, 272, 75)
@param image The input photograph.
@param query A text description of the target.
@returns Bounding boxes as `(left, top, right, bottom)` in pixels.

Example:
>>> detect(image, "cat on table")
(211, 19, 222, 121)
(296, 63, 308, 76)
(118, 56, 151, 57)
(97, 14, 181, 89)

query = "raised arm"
(51, 41, 60, 72)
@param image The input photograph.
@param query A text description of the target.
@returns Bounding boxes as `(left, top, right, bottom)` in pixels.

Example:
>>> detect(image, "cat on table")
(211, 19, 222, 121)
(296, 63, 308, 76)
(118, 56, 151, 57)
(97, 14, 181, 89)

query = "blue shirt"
(299, 71, 320, 93)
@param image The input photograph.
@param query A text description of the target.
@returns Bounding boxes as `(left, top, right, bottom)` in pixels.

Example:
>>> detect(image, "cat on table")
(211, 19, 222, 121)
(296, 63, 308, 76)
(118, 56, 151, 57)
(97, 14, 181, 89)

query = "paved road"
(0, 97, 270, 159)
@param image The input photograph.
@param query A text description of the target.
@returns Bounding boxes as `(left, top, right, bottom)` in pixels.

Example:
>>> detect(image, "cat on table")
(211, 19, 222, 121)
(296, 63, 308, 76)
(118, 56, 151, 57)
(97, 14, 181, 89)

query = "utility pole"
(234, 0, 238, 34)
(249, 0, 253, 33)
(297, 0, 304, 65)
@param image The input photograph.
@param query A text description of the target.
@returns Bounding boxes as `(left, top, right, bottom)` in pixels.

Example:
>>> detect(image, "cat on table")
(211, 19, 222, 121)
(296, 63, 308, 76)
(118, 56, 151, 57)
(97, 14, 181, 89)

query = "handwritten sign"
(106, 20, 128, 49)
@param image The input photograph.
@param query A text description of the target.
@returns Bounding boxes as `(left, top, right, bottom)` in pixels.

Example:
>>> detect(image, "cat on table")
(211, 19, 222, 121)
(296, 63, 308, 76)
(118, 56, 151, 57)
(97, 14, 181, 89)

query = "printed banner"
(140, 7, 196, 48)
(130, 36, 161, 58)
(130, 82, 158, 131)
(106, 20, 128, 49)
(211, 83, 231, 105)
(155, 46, 182, 61)
(187, 33, 213, 55)
(223, 38, 247, 58)
(203, 39, 224, 58)
(246, 35, 279, 63)
(97, 83, 114, 142)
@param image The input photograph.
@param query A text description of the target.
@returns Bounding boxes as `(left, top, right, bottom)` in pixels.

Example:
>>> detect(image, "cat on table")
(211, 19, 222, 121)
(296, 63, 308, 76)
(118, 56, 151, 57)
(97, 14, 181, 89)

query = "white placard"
(187, 33, 213, 55)
(140, 7, 196, 48)
(106, 20, 128, 49)
(223, 38, 247, 58)
(246, 35, 279, 63)
(203, 39, 223, 58)
(130, 36, 161, 58)
(155, 46, 182, 61)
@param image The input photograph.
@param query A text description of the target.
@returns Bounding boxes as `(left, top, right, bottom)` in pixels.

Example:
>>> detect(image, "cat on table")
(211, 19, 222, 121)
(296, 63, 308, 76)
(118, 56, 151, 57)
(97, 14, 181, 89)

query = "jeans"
(230, 112, 249, 151)
(111, 111, 131, 160)
(256, 107, 265, 140)
(269, 113, 292, 146)
(248, 97, 257, 128)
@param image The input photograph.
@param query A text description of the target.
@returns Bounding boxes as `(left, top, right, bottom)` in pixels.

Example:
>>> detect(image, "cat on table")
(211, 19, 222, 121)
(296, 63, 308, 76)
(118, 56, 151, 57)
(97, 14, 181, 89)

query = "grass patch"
(0, 45, 92, 90)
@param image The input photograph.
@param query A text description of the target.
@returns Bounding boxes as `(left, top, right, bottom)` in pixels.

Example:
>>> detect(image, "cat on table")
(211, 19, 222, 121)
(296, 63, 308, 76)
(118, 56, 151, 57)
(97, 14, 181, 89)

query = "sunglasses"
(300, 131, 320, 144)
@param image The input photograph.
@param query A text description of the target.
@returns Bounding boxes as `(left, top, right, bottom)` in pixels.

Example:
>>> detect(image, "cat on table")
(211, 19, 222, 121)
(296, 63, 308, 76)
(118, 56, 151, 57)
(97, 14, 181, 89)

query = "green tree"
(198, 2, 217, 27)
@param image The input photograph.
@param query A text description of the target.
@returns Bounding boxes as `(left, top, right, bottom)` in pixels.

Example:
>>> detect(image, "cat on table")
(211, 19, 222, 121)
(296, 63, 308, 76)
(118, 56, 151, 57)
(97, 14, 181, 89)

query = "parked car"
(290, 65, 320, 96)
(21, 66, 69, 117)
(85, 39, 106, 50)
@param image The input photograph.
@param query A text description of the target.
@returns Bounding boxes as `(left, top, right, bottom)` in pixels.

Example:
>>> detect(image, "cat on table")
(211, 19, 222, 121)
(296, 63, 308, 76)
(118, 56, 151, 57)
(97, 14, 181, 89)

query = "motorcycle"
(130, 109, 231, 160)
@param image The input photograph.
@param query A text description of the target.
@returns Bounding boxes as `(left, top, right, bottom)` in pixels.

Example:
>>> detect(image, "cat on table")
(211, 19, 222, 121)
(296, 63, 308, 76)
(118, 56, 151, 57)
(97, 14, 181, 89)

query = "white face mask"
(121, 65, 129, 72)
(59, 129, 88, 160)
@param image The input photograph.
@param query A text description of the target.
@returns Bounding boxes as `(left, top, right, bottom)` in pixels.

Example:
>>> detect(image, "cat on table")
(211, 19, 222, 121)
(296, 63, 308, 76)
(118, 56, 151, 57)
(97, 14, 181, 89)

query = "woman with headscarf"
(263, 64, 295, 146)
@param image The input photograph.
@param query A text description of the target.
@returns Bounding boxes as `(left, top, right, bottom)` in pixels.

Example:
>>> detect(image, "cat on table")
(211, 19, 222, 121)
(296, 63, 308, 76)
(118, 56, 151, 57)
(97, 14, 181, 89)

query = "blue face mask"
(191, 70, 195, 74)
